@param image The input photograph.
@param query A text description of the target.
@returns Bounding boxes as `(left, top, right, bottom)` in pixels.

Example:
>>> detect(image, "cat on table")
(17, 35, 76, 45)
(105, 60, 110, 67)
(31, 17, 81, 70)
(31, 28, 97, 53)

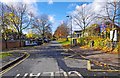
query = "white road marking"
(23, 73, 28, 78)
(68, 71, 84, 78)
(55, 71, 69, 78)
(14, 74, 20, 78)
(50, 72, 54, 78)
(63, 72, 68, 78)
(15, 71, 84, 78)
(29, 73, 41, 78)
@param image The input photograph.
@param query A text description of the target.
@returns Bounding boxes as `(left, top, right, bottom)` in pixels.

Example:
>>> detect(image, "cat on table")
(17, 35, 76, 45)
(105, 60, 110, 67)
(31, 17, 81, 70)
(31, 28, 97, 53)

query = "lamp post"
(66, 15, 72, 48)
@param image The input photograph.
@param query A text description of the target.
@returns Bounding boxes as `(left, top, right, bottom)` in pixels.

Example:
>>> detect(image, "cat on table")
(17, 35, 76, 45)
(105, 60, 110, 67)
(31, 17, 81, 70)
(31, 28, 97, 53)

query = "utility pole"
(66, 15, 72, 48)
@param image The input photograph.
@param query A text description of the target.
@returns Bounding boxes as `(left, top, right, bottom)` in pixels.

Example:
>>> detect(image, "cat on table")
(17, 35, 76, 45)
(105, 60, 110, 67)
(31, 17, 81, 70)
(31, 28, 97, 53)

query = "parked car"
(25, 40, 37, 46)
(37, 38, 43, 45)
(43, 38, 48, 43)
(48, 39, 51, 42)
(32, 41, 38, 46)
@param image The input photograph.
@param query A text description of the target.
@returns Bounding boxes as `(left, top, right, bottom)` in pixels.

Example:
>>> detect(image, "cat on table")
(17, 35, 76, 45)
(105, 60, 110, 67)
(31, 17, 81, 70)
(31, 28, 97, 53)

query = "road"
(2, 41, 119, 78)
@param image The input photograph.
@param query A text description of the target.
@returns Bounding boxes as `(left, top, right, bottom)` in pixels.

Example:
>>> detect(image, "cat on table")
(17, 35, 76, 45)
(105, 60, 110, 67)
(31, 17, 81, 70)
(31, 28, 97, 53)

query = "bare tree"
(72, 4, 96, 37)
(104, 1, 120, 42)
(40, 14, 52, 38)
(105, 1, 120, 26)
(32, 14, 52, 39)
(44, 24, 52, 39)
(32, 18, 42, 35)
(97, 1, 120, 40)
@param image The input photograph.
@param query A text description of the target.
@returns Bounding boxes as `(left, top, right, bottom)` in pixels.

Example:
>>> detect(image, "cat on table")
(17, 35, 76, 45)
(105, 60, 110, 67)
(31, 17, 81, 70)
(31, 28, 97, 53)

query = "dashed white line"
(23, 73, 28, 78)
(29, 73, 41, 77)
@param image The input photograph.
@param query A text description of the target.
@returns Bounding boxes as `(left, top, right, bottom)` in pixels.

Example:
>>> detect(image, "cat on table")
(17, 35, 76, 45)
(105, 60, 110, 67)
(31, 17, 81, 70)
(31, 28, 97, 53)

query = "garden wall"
(0, 40, 25, 50)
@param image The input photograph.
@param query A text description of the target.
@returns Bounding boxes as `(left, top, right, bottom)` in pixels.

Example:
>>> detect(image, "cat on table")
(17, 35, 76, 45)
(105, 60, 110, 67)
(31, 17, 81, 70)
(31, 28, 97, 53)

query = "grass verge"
(57, 38, 71, 48)
(57, 38, 70, 45)
(0, 53, 12, 59)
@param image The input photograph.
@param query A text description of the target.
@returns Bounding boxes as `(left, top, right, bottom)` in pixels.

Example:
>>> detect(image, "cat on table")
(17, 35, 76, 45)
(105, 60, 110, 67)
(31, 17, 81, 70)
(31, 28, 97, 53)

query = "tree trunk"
(4, 39, 7, 49)
(82, 29, 85, 37)
(66, 38, 68, 41)
(19, 38, 22, 47)
(18, 33, 22, 47)
(3, 33, 8, 49)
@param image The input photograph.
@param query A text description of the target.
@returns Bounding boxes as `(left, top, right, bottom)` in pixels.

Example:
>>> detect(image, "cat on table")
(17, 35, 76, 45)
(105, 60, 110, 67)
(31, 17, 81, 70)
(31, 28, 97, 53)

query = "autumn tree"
(26, 30, 40, 39)
(6, 3, 34, 46)
(0, 3, 10, 48)
(54, 22, 69, 39)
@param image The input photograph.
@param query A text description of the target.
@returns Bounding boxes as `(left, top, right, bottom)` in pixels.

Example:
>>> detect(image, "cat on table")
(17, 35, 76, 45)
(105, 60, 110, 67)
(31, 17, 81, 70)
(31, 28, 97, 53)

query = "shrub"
(78, 37, 86, 46)
(113, 41, 120, 54)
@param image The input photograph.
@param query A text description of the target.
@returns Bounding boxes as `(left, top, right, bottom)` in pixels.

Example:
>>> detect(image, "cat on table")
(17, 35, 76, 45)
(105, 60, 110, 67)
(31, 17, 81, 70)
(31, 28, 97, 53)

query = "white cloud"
(48, 15, 55, 23)
(92, 0, 120, 14)
(60, 20, 64, 24)
(75, 5, 80, 10)
(0, 0, 38, 3)
(92, 0, 107, 14)
(0, 0, 38, 16)
(92, 0, 120, 2)
(0, 0, 19, 3)
(27, 3, 38, 16)
(48, 0, 53, 4)
(22, 0, 37, 4)
(71, 3, 98, 30)
(21, 0, 39, 16)
(67, 3, 77, 9)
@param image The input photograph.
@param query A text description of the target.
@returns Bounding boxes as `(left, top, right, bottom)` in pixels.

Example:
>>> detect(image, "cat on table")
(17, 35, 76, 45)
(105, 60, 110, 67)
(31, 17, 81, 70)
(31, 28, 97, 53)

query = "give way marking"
(14, 71, 84, 78)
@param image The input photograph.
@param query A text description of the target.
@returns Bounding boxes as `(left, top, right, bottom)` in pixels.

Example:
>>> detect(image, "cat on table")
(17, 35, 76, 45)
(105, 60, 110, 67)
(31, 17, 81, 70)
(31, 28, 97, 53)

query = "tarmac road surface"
(2, 41, 119, 78)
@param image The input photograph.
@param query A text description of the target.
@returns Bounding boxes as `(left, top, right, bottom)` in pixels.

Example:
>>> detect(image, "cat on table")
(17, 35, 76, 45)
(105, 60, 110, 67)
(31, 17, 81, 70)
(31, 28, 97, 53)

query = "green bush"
(113, 41, 120, 53)
(78, 37, 85, 46)
(78, 36, 119, 53)
(78, 37, 91, 46)
(79, 36, 110, 48)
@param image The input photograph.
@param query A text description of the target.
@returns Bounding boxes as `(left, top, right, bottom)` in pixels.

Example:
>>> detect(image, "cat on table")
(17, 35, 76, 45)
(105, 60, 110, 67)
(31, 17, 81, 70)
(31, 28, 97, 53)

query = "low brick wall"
(0, 40, 25, 50)
(0, 41, 2, 51)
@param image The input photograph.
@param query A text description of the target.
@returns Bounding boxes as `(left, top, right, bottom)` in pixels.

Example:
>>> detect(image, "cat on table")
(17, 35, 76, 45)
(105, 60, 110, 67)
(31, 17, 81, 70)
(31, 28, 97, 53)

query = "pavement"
(1, 41, 119, 78)
(70, 46, 120, 68)
(0, 52, 24, 68)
